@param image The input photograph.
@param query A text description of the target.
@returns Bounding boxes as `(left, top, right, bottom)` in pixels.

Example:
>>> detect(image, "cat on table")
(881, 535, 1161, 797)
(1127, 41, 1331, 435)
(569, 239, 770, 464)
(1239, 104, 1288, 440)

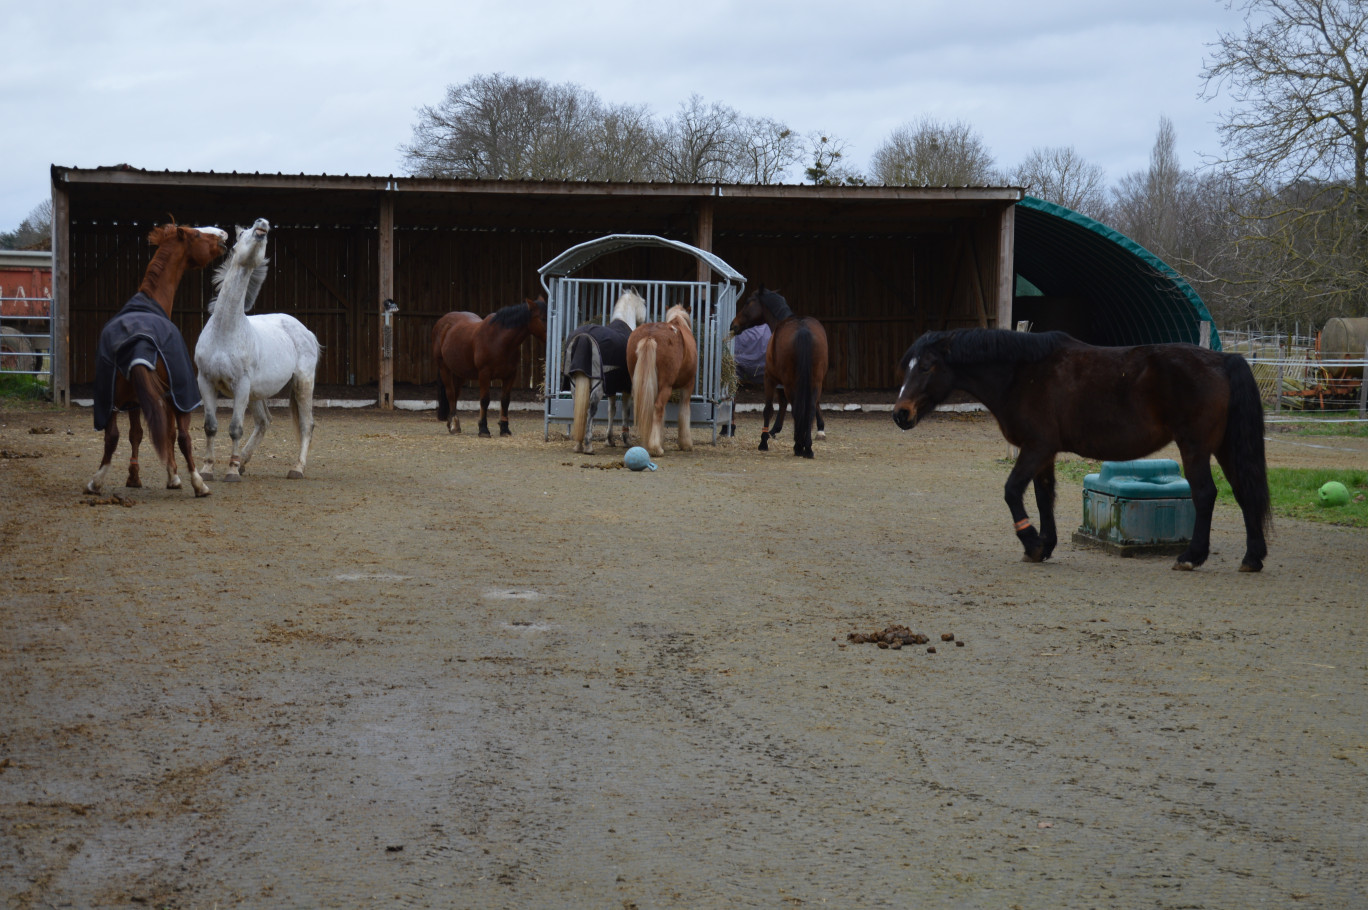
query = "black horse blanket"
(93, 292, 202, 431)
(561, 318, 635, 399)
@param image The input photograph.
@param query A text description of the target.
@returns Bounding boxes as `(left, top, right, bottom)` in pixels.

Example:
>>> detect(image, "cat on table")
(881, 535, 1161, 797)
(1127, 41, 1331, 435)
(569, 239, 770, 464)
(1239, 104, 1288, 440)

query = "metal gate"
(540, 235, 745, 443)
(0, 296, 52, 385)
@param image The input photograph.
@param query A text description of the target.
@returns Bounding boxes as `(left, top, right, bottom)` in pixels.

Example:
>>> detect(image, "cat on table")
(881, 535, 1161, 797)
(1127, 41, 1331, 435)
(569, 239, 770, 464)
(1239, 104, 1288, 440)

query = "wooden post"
(50, 177, 71, 407)
(377, 193, 395, 409)
(996, 203, 1016, 330)
(1359, 342, 1368, 418)
(1199, 321, 1211, 349)
(694, 198, 714, 284)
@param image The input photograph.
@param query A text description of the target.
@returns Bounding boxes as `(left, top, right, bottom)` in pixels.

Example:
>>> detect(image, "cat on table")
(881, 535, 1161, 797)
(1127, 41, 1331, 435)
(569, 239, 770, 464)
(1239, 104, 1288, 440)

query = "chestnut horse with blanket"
(892, 329, 1271, 572)
(627, 304, 698, 458)
(433, 297, 548, 437)
(730, 286, 828, 458)
(86, 223, 228, 497)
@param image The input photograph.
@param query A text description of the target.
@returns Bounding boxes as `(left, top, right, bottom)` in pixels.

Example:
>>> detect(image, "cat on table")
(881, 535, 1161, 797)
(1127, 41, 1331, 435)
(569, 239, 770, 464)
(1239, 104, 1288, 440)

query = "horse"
(564, 287, 648, 453)
(86, 223, 227, 498)
(627, 304, 698, 458)
(433, 296, 548, 437)
(194, 219, 320, 482)
(729, 286, 828, 458)
(892, 328, 1271, 572)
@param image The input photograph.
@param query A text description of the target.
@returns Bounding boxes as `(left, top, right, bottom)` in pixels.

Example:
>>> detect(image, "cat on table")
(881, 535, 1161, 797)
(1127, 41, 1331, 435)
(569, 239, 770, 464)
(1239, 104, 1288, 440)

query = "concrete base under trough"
(1071, 530, 1188, 558)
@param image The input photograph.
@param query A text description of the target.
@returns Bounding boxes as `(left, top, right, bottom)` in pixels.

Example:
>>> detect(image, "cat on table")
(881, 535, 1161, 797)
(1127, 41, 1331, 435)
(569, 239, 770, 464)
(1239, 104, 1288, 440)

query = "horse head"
(527, 295, 549, 341)
(613, 288, 647, 329)
(229, 218, 271, 270)
(893, 333, 955, 431)
(147, 223, 229, 270)
(730, 285, 787, 336)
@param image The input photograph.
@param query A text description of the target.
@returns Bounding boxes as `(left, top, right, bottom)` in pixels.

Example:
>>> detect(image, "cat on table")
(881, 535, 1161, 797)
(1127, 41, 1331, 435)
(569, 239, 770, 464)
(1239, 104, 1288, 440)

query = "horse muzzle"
(892, 402, 919, 431)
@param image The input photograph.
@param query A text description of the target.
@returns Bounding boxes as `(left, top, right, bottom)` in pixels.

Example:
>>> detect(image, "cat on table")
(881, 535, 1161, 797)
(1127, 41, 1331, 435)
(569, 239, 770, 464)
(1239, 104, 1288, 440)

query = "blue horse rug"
(93, 292, 202, 431)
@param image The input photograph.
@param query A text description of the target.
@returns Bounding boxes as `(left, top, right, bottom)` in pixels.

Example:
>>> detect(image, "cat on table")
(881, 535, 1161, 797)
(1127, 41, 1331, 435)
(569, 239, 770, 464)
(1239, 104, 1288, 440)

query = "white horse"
(565, 288, 647, 454)
(194, 218, 319, 482)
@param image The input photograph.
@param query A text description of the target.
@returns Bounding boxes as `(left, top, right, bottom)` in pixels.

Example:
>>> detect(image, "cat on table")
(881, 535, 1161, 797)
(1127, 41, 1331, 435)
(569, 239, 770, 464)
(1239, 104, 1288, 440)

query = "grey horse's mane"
(208, 261, 270, 315)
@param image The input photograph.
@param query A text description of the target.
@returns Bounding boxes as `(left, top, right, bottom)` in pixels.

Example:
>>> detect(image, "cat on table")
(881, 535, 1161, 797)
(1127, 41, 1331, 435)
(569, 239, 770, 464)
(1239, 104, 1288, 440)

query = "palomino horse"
(87, 223, 227, 497)
(195, 219, 320, 482)
(729, 286, 828, 458)
(564, 287, 648, 453)
(433, 297, 548, 437)
(893, 328, 1271, 572)
(627, 304, 698, 458)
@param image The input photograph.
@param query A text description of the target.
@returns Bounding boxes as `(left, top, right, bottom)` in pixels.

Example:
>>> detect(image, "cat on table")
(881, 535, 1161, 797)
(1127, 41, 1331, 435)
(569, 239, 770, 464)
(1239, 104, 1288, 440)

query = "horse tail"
(130, 364, 174, 468)
(571, 372, 591, 445)
(1222, 352, 1272, 538)
(633, 337, 659, 449)
(436, 377, 451, 422)
(791, 325, 815, 455)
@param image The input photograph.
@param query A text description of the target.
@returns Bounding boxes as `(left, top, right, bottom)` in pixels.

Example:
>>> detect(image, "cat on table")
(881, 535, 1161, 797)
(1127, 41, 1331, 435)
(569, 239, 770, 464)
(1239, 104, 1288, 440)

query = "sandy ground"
(1, 402, 1366, 909)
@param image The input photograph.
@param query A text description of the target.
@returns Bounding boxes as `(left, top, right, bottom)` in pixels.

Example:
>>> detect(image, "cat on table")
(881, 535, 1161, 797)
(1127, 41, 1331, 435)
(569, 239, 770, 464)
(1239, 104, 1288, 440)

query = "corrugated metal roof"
(1014, 196, 1220, 351)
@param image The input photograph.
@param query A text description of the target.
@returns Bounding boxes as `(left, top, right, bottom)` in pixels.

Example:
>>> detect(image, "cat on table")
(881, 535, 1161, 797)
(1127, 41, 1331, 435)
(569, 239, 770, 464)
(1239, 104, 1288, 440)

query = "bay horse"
(892, 328, 1271, 572)
(86, 223, 228, 497)
(433, 296, 548, 437)
(730, 286, 828, 458)
(564, 287, 648, 453)
(194, 219, 320, 482)
(627, 304, 698, 458)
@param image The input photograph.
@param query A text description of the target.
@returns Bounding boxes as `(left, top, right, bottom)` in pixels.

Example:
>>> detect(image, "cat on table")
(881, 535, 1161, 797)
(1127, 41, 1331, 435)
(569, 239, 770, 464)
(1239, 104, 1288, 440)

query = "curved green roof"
(1014, 196, 1220, 351)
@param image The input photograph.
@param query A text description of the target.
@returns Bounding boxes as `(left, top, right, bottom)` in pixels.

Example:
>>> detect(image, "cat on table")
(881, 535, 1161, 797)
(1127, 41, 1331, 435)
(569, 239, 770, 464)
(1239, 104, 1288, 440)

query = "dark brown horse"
(86, 223, 228, 497)
(433, 297, 548, 437)
(892, 329, 1271, 572)
(730, 286, 828, 458)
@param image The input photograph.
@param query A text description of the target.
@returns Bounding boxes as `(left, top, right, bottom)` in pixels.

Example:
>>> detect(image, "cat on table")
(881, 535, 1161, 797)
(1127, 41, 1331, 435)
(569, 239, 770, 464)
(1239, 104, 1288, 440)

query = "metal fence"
(0, 296, 53, 384)
(1232, 343, 1368, 420)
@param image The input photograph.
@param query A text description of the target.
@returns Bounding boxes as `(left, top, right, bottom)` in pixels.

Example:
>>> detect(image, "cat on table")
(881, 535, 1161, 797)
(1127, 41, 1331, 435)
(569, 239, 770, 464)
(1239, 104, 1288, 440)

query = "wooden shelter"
(49, 165, 1022, 407)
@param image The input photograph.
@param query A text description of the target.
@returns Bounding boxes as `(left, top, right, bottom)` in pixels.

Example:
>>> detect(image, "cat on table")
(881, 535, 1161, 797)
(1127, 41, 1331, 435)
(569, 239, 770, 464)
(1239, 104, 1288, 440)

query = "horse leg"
(198, 376, 219, 481)
(1005, 450, 1052, 562)
(677, 387, 693, 452)
(174, 410, 210, 497)
(224, 386, 251, 481)
(1032, 462, 1058, 560)
(498, 382, 513, 436)
(287, 378, 316, 479)
(443, 369, 462, 434)
(1215, 449, 1268, 573)
(771, 389, 790, 440)
(478, 381, 492, 437)
(1174, 453, 1217, 571)
(160, 404, 185, 490)
(815, 402, 826, 441)
(759, 379, 778, 451)
(617, 395, 631, 447)
(125, 408, 144, 488)
(85, 416, 121, 494)
(238, 398, 273, 474)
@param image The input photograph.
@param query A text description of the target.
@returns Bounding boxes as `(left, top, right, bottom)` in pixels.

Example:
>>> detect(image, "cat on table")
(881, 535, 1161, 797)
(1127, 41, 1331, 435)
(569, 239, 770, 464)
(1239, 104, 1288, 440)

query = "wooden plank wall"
(66, 223, 997, 394)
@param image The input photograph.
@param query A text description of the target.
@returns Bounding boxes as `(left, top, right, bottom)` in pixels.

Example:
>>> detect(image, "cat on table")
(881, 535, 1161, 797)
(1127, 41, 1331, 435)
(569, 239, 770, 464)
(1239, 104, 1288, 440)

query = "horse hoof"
(816, 431, 826, 441)
(1172, 561, 1195, 571)
(449, 426, 461, 435)
(195, 486, 212, 498)
(224, 473, 242, 483)
(1239, 561, 1263, 573)
(201, 472, 214, 482)
(126, 478, 142, 489)
(478, 430, 491, 438)
(499, 424, 511, 437)
(287, 470, 304, 480)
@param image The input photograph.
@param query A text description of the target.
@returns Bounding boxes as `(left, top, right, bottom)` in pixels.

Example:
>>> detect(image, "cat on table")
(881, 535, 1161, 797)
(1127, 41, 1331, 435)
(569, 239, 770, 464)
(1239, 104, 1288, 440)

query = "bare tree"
(735, 117, 803, 185)
(804, 133, 865, 185)
(1010, 146, 1108, 219)
(1, 200, 52, 251)
(869, 117, 996, 186)
(1108, 116, 1185, 261)
(655, 95, 744, 183)
(1201, 0, 1368, 320)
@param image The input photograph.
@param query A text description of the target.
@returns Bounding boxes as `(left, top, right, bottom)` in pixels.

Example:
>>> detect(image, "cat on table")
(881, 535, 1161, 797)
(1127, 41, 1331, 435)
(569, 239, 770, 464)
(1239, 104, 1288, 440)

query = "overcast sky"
(1, 1, 1248, 232)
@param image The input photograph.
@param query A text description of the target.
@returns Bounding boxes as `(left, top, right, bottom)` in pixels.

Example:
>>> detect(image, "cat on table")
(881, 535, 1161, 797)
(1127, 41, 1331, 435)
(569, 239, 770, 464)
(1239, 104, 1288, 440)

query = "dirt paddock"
(2, 403, 1366, 909)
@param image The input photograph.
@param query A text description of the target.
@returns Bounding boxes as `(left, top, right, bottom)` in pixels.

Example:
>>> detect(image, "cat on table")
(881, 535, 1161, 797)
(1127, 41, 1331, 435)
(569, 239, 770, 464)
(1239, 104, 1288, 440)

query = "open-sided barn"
(47, 165, 1215, 407)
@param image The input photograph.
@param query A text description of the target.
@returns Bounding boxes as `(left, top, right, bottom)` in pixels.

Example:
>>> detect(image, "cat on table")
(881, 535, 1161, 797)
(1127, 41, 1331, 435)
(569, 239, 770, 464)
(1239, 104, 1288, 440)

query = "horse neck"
(949, 362, 1017, 416)
(138, 241, 193, 314)
(760, 297, 794, 330)
(209, 260, 258, 331)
